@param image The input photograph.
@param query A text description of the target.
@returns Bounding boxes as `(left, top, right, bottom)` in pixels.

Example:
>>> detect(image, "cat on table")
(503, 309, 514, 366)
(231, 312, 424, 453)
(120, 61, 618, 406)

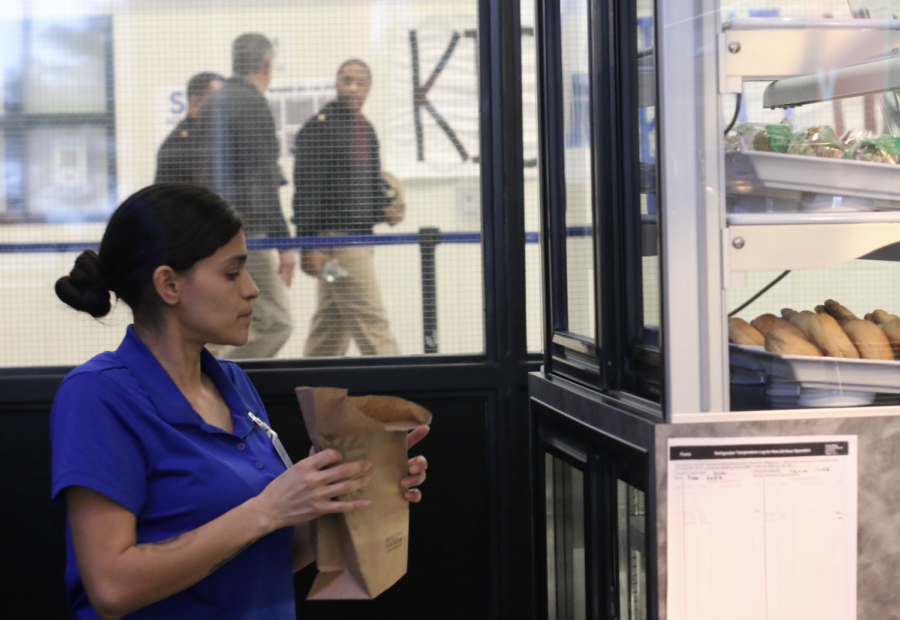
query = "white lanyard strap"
(247, 412, 293, 470)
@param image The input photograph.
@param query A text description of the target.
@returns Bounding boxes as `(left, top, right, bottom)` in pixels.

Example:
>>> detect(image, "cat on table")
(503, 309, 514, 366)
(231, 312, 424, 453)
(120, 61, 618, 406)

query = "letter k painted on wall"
(409, 29, 470, 162)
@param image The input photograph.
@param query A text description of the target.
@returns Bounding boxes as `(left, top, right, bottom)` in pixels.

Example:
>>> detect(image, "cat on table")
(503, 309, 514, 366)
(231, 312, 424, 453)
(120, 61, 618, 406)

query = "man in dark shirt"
(292, 59, 403, 357)
(196, 33, 295, 359)
(154, 72, 224, 184)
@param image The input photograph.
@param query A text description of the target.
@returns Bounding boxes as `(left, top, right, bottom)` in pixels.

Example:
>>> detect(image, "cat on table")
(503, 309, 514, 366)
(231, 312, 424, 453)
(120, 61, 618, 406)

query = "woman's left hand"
(402, 426, 430, 503)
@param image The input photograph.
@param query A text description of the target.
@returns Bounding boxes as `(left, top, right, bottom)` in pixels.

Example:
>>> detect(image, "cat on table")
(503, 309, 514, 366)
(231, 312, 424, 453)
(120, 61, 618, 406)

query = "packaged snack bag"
(787, 126, 847, 159)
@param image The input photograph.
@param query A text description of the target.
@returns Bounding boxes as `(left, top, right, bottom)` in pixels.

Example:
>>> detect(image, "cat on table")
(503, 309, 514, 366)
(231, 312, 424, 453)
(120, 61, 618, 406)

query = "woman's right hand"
(257, 449, 372, 530)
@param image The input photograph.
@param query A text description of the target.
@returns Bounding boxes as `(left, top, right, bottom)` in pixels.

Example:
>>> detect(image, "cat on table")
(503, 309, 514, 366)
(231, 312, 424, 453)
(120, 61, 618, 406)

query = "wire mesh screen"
(0, 0, 497, 366)
(727, 262, 900, 327)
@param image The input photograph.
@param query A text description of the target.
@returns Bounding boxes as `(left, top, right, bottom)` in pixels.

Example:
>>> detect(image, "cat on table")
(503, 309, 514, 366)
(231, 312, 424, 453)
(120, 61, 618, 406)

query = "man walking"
(292, 59, 402, 357)
(155, 72, 224, 184)
(197, 33, 294, 359)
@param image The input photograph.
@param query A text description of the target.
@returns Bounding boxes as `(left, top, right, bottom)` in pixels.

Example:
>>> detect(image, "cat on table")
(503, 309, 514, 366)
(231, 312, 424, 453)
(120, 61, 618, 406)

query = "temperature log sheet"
(667, 436, 857, 620)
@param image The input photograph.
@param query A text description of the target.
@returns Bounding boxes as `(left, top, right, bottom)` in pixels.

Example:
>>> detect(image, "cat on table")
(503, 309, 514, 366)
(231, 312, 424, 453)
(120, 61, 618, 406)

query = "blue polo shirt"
(50, 326, 295, 620)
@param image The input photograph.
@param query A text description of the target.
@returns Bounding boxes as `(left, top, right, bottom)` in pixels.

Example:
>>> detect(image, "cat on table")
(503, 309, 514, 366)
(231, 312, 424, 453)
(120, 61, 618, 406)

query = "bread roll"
(841, 319, 894, 360)
(816, 311, 861, 358)
(751, 313, 806, 340)
(878, 318, 900, 359)
(764, 328, 822, 357)
(870, 309, 899, 325)
(823, 299, 858, 322)
(728, 317, 765, 346)
(788, 310, 857, 358)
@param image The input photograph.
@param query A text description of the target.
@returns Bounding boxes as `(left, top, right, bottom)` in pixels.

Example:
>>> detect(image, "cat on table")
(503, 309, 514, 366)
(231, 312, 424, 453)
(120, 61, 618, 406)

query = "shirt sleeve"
(50, 372, 148, 514)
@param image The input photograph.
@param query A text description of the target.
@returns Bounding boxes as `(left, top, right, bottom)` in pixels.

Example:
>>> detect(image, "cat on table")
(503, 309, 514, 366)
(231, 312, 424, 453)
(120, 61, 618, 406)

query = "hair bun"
(55, 249, 112, 318)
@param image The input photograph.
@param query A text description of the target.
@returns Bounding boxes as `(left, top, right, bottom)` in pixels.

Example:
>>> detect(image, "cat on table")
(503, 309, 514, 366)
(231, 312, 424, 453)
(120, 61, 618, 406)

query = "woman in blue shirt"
(51, 184, 428, 620)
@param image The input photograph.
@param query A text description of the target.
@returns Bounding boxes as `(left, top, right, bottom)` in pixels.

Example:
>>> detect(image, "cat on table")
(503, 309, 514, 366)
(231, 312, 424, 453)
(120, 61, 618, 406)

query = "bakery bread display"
(866, 309, 899, 325)
(788, 310, 860, 358)
(811, 311, 861, 358)
(823, 299, 858, 322)
(841, 319, 894, 360)
(880, 319, 900, 358)
(730, 301, 900, 363)
(780, 308, 799, 320)
(728, 317, 765, 346)
(750, 313, 806, 340)
(764, 328, 823, 356)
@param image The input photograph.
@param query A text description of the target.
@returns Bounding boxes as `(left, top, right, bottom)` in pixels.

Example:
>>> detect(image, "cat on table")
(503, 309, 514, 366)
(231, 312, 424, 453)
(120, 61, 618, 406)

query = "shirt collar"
(117, 326, 256, 438)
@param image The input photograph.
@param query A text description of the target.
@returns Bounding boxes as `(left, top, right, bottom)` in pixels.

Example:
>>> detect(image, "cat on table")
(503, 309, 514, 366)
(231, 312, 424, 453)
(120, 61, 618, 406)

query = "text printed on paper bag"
(385, 532, 404, 553)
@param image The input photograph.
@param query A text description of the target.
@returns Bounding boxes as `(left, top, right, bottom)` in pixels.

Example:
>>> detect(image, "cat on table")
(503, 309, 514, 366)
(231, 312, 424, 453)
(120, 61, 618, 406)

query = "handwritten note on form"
(667, 436, 856, 620)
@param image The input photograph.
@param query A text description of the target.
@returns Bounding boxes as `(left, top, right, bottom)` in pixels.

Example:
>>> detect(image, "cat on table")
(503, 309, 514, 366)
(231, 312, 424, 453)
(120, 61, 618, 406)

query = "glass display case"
(531, 0, 900, 618)
(718, 9, 900, 414)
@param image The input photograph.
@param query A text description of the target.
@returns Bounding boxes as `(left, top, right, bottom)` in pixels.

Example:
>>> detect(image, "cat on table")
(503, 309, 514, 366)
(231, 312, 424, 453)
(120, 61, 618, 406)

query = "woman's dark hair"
(55, 183, 243, 320)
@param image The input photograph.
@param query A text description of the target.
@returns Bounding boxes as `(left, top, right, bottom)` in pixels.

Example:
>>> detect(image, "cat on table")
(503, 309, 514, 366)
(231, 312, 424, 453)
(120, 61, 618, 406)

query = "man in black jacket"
(154, 72, 224, 184)
(292, 59, 403, 357)
(196, 33, 295, 359)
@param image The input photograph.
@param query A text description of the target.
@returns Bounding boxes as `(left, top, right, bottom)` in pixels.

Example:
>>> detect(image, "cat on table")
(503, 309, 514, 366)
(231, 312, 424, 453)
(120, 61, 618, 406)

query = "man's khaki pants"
(304, 244, 400, 357)
(208, 249, 292, 360)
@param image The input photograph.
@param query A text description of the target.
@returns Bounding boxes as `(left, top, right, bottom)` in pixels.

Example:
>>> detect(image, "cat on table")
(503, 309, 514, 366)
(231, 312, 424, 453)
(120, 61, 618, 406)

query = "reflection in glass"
(0, 133, 5, 213)
(545, 454, 587, 620)
(637, 0, 661, 343)
(24, 18, 108, 114)
(522, 0, 543, 353)
(26, 126, 109, 217)
(0, 1, 489, 366)
(617, 480, 647, 620)
(560, 0, 595, 339)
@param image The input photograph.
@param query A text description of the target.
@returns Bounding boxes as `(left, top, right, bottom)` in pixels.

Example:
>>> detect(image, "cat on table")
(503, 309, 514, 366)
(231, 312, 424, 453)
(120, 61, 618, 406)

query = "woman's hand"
(258, 449, 373, 531)
(402, 426, 429, 503)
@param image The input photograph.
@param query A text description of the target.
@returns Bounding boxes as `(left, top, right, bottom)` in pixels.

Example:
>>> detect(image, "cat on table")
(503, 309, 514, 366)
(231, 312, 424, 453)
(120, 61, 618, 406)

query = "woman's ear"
(152, 265, 182, 307)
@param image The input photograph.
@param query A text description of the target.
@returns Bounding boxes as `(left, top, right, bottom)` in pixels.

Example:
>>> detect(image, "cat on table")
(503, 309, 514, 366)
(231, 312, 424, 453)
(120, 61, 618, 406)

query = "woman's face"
(175, 232, 259, 347)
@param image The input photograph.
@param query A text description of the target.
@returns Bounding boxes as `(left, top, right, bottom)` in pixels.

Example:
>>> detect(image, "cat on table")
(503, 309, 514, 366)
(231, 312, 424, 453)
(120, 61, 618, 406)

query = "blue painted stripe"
(0, 227, 594, 253)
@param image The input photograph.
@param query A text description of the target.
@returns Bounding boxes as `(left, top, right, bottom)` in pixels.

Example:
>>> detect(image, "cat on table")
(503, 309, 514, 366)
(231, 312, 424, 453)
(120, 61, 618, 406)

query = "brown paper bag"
(295, 387, 432, 600)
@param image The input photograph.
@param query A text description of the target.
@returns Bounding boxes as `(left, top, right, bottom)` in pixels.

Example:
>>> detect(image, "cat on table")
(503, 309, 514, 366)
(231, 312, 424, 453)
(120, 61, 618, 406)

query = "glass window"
(560, 0, 595, 340)
(24, 18, 108, 114)
(0, 15, 114, 220)
(617, 480, 647, 620)
(26, 125, 110, 218)
(545, 453, 587, 620)
(522, 0, 543, 354)
(637, 0, 659, 340)
(0, 0, 485, 367)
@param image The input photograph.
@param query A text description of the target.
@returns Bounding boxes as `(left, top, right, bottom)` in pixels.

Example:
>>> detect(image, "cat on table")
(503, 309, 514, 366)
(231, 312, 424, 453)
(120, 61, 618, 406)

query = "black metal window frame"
(532, 398, 654, 620)
(537, 0, 663, 411)
(1, 15, 117, 223)
(0, 1, 541, 618)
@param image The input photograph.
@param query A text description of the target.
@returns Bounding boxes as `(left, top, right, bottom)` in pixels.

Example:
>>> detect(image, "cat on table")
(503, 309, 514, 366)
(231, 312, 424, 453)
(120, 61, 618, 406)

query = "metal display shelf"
(727, 151, 900, 203)
(721, 18, 900, 92)
(729, 343, 900, 407)
(764, 54, 900, 108)
(726, 221, 900, 272)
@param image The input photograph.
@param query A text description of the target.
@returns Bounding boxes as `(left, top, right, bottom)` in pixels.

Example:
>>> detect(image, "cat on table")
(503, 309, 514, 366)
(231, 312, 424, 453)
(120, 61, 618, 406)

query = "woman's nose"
(244, 274, 260, 300)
